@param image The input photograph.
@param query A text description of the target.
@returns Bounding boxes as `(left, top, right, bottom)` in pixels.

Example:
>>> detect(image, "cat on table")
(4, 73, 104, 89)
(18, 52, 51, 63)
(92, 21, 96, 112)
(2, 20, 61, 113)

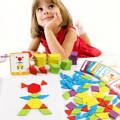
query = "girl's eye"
(37, 7, 43, 12)
(49, 4, 55, 9)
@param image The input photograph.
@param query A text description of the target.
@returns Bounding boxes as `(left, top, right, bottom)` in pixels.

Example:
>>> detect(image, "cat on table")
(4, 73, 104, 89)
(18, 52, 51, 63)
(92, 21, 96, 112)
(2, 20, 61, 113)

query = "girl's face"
(36, 0, 62, 28)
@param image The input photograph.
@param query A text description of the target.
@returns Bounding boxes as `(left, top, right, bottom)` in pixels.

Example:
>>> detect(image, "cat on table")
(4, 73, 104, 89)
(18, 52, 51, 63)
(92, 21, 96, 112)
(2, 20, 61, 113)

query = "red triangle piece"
(67, 116, 75, 120)
(23, 104, 31, 109)
(97, 98, 104, 102)
(109, 89, 117, 95)
(21, 83, 28, 88)
(40, 104, 48, 109)
(41, 80, 48, 85)
(99, 102, 106, 107)
(104, 107, 111, 112)
(65, 109, 72, 115)
(107, 104, 113, 109)
(39, 66, 48, 74)
(104, 101, 110, 106)
(81, 106, 89, 112)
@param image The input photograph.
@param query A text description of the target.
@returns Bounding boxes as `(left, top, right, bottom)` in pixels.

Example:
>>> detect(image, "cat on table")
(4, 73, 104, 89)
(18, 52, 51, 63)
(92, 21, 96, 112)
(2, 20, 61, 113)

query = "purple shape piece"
(71, 51, 78, 56)
(69, 57, 77, 65)
(109, 110, 119, 118)
(116, 102, 120, 108)
(69, 90, 77, 96)
(69, 56, 77, 60)
(91, 86, 99, 92)
(66, 102, 76, 109)
(80, 60, 92, 72)
(72, 61, 77, 65)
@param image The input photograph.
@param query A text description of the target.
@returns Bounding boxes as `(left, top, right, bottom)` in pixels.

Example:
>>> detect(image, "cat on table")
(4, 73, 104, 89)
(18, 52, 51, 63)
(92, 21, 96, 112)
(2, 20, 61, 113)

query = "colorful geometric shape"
(28, 83, 41, 93)
(18, 109, 30, 116)
(27, 99, 42, 109)
(39, 108, 52, 115)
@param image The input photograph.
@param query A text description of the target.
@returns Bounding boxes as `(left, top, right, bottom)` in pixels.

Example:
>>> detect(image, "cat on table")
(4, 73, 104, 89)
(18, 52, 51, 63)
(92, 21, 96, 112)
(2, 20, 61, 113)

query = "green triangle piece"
(71, 108, 81, 115)
(29, 93, 40, 98)
(73, 97, 83, 105)
(96, 107, 104, 113)
(89, 114, 98, 120)
(18, 109, 31, 116)
(82, 83, 91, 89)
(99, 81, 107, 87)
(39, 108, 52, 115)
(63, 92, 70, 100)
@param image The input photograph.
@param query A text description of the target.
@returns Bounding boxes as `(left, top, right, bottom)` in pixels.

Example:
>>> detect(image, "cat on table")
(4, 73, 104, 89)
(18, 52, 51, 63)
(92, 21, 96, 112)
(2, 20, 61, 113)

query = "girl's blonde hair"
(31, 0, 73, 38)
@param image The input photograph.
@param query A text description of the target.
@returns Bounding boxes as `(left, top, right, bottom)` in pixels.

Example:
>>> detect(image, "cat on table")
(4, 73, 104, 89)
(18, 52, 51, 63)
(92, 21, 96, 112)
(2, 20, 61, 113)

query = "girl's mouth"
(42, 16, 53, 21)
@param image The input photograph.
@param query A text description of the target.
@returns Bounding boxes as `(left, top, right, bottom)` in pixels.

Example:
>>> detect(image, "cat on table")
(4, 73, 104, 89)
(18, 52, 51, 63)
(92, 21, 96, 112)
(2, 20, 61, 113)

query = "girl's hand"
(44, 12, 62, 31)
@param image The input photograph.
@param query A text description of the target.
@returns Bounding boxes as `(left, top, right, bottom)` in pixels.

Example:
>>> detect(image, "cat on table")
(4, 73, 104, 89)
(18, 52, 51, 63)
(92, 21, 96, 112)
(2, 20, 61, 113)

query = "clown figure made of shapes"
(18, 81, 52, 116)
(10, 53, 30, 75)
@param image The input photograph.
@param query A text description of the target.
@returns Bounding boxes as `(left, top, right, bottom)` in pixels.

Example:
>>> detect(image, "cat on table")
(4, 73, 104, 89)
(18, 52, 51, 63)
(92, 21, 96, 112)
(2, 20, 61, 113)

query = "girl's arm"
(75, 20, 91, 45)
(28, 37, 41, 54)
(44, 28, 77, 59)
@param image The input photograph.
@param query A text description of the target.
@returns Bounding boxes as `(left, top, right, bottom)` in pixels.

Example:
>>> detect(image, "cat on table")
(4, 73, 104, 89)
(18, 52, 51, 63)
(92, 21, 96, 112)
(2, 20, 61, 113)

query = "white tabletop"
(0, 55, 120, 120)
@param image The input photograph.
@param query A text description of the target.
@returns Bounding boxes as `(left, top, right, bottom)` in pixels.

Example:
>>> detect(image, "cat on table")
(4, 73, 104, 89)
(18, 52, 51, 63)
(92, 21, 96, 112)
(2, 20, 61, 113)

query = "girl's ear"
(41, 80, 48, 85)
(21, 83, 28, 88)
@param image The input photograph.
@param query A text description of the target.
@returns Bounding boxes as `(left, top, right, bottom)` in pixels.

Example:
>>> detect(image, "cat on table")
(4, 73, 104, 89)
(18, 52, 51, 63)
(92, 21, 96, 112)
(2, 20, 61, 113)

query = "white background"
(0, 0, 120, 55)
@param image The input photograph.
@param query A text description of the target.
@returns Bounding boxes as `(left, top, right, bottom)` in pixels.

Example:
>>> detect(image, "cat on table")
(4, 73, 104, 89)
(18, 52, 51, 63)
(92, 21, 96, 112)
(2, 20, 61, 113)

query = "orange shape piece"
(41, 80, 48, 85)
(65, 109, 72, 115)
(97, 98, 104, 102)
(104, 107, 111, 112)
(104, 101, 110, 106)
(109, 89, 117, 95)
(39, 66, 48, 74)
(23, 104, 31, 109)
(99, 102, 106, 107)
(29, 65, 38, 75)
(21, 83, 27, 88)
(67, 116, 75, 120)
(40, 104, 48, 109)
(107, 105, 113, 110)
(81, 106, 89, 112)
(28, 83, 41, 93)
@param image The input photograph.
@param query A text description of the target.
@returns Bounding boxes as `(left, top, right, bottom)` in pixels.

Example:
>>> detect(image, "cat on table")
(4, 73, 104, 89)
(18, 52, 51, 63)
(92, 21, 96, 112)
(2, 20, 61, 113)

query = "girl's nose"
(44, 11, 49, 15)
(43, 9, 49, 15)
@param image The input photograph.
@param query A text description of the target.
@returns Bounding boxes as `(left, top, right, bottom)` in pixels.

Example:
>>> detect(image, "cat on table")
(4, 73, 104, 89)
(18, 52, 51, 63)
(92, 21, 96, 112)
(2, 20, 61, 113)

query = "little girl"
(28, 0, 102, 59)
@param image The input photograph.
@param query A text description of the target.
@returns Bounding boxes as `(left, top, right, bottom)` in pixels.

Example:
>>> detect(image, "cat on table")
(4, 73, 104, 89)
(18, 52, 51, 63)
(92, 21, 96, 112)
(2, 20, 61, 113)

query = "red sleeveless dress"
(40, 26, 102, 57)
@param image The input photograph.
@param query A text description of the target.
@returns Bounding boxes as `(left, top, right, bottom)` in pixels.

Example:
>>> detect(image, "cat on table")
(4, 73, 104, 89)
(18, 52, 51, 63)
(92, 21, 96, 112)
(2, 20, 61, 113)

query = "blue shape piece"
(60, 73, 73, 82)
(89, 104, 98, 111)
(89, 80, 100, 84)
(60, 80, 74, 90)
(77, 88, 88, 93)
(61, 85, 69, 89)
(88, 110, 96, 116)
(38, 95, 49, 99)
(80, 112, 90, 119)
(117, 96, 120, 99)
(20, 96, 33, 100)
(85, 118, 90, 120)
(86, 117, 90, 120)
(75, 114, 81, 120)
(112, 97, 118, 104)
(74, 71, 85, 75)
(75, 104, 86, 109)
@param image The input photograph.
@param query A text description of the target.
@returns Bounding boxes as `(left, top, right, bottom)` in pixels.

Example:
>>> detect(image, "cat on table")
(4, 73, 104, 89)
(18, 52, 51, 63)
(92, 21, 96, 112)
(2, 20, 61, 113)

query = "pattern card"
(10, 53, 30, 75)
